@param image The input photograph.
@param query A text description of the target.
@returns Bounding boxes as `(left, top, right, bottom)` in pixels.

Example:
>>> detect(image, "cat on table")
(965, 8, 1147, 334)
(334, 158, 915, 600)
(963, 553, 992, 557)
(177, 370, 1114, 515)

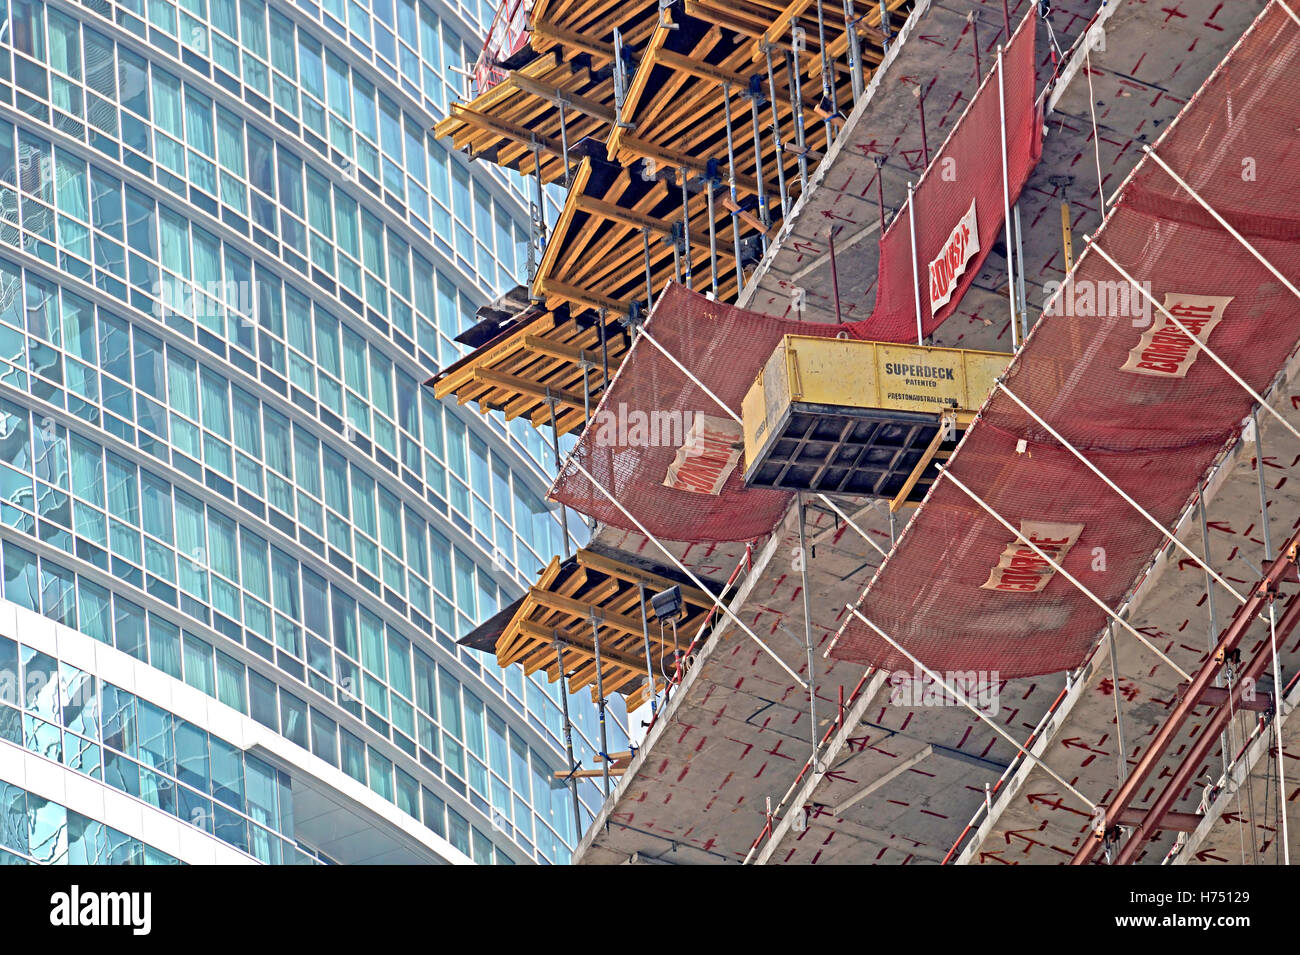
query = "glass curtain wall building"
(0, 0, 626, 864)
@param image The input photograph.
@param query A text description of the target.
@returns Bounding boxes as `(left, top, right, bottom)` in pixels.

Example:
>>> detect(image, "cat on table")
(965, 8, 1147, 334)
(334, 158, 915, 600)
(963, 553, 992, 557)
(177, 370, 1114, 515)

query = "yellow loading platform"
(741, 336, 1008, 507)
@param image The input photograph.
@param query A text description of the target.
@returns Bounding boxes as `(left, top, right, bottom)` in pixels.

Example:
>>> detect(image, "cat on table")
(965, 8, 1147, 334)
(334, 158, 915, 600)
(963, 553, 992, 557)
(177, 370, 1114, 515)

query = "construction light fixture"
(650, 585, 683, 622)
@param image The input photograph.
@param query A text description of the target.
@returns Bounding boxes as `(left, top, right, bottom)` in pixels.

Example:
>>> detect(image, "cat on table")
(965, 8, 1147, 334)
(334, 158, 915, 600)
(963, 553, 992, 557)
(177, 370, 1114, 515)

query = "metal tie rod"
(997, 381, 1248, 604)
(849, 608, 1096, 811)
(1084, 239, 1300, 446)
(566, 455, 808, 689)
(938, 464, 1193, 682)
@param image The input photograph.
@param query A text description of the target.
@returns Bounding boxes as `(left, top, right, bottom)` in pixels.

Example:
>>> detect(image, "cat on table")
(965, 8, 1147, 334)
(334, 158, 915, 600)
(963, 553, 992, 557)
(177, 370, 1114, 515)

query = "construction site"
(427, 0, 1300, 866)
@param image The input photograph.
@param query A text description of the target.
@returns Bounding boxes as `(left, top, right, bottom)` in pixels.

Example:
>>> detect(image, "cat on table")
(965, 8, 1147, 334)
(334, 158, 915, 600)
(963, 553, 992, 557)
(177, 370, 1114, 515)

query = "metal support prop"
(907, 182, 923, 345)
(968, 10, 981, 81)
(680, 170, 693, 290)
(669, 227, 683, 283)
(748, 82, 772, 240)
(1254, 408, 1291, 864)
(1000, 0, 1011, 40)
(722, 86, 745, 292)
(880, 0, 891, 53)
(589, 612, 611, 797)
(554, 638, 583, 838)
(580, 361, 591, 431)
(765, 48, 791, 218)
(637, 583, 659, 717)
(844, 0, 864, 102)
(1200, 493, 1231, 783)
(558, 102, 571, 187)
(796, 494, 820, 768)
(786, 46, 810, 194)
(1013, 201, 1029, 342)
(528, 143, 547, 283)
(996, 46, 1019, 350)
(598, 308, 610, 386)
(814, 0, 834, 151)
(642, 226, 654, 305)
(706, 176, 720, 298)
(828, 228, 843, 324)
(915, 84, 929, 166)
(544, 391, 571, 557)
(1106, 623, 1128, 783)
(874, 155, 886, 231)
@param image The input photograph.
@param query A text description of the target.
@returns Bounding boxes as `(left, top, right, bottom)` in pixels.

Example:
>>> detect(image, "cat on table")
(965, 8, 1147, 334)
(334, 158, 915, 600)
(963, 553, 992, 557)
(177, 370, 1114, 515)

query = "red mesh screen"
(829, 1, 1300, 679)
(549, 13, 1042, 542)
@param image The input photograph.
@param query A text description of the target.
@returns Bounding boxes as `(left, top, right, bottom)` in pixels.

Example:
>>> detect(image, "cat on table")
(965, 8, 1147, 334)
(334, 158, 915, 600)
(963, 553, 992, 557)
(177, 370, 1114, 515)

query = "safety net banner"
(829, 0, 1300, 679)
(548, 11, 1042, 543)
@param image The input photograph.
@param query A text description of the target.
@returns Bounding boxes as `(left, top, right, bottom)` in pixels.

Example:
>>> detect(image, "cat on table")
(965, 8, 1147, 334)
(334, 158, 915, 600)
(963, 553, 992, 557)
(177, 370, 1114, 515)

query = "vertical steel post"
(796, 494, 820, 766)
(874, 155, 886, 231)
(723, 85, 745, 293)
(1254, 408, 1291, 864)
(786, 47, 810, 194)
(589, 612, 611, 797)
(706, 176, 720, 298)
(680, 170, 694, 289)
(638, 583, 658, 717)
(748, 81, 772, 244)
(558, 103, 571, 188)
(828, 228, 843, 324)
(996, 46, 1020, 350)
(915, 84, 929, 166)
(814, 0, 834, 151)
(1014, 201, 1028, 341)
(642, 226, 655, 305)
(545, 390, 571, 557)
(598, 307, 610, 386)
(765, 48, 791, 220)
(844, 0, 864, 103)
(554, 638, 582, 839)
(968, 10, 982, 82)
(907, 182, 923, 345)
(1106, 623, 1128, 783)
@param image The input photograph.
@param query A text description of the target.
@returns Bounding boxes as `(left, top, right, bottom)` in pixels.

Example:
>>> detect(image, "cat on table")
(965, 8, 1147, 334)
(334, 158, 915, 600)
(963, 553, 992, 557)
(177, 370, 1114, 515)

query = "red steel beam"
(1112, 590, 1300, 864)
(1072, 524, 1300, 864)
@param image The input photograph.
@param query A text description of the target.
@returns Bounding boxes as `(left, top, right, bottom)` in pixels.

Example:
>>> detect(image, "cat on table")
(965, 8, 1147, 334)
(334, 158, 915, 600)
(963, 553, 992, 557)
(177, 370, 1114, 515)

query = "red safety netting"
(829, 0, 1300, 679)
(549, 11, 1042, 542)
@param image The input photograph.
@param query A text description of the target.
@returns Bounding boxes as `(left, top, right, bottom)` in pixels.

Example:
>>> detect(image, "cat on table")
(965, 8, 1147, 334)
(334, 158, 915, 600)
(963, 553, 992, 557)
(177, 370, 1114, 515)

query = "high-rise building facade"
(0, 0, 624, 865)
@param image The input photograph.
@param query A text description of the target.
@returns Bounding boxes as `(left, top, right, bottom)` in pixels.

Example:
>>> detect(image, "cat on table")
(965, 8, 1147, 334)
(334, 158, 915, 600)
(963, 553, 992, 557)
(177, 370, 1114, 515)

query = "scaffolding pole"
(997, 45, 1019, 350)
(637, 582, 659, 718)
(723, 85, 745, 292)
(554, 637, 583, 839)
(796, 494, 820, 769)
(765, 47, 791, 219)
(907, 182, 923, 345)
(589, 611, 612, 797)
(545, 391, 572, 557)
(1254, 407, 1291, 864)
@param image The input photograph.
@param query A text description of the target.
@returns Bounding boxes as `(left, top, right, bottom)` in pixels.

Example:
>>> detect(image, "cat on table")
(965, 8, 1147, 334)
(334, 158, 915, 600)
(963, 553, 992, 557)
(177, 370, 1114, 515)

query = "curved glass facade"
(0, 0, 628, 864)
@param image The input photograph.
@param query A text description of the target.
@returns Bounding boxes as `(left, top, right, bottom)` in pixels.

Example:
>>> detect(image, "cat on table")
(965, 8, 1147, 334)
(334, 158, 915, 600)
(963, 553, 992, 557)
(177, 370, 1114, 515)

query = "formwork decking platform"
(460, 546, 718, 709)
